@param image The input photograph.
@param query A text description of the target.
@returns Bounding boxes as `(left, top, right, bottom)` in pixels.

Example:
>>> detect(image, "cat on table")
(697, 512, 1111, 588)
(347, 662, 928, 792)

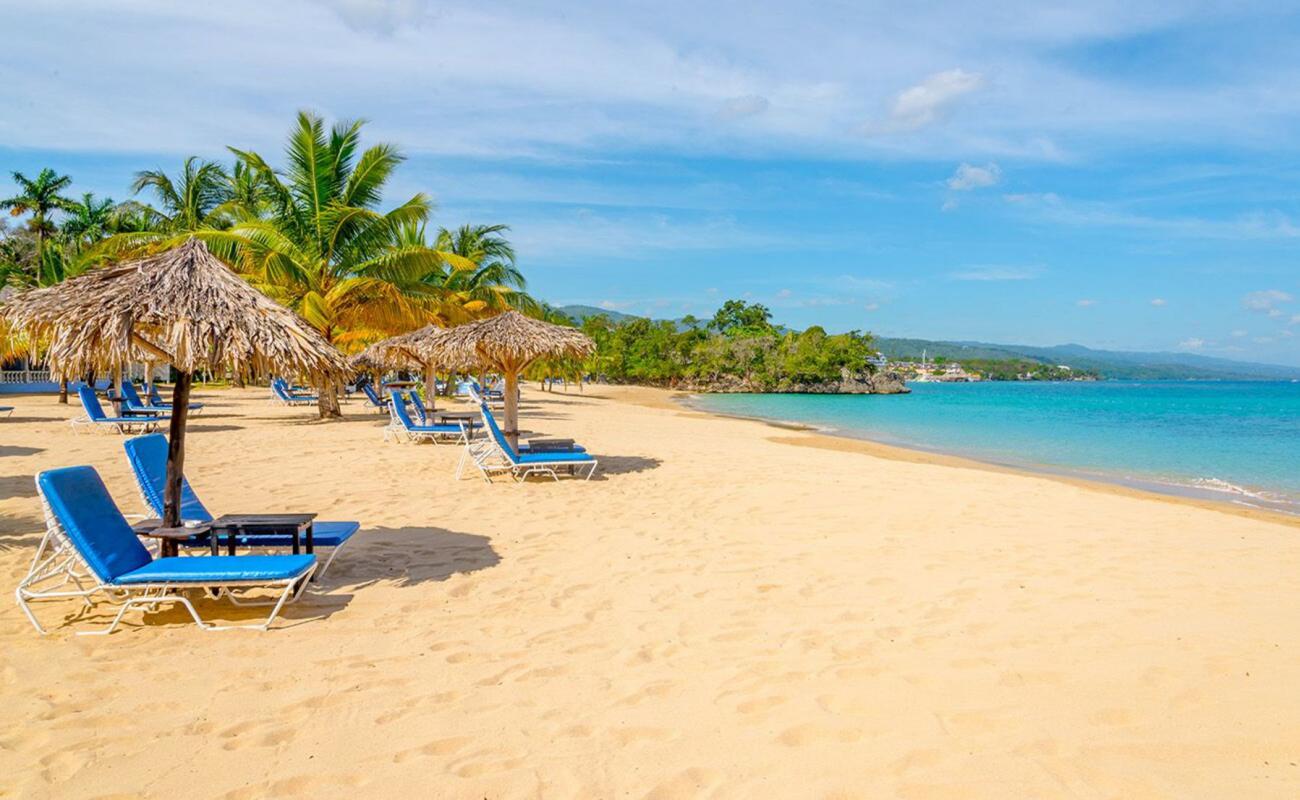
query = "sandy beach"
(1, 385, 1297, 799)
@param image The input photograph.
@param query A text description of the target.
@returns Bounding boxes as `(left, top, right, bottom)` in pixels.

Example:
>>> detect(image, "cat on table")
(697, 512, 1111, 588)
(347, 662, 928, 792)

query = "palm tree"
(60, 193, 119, 252)
(208, 111, 470, 417)
(133, 157, 231, 230)
(435, 223, 539, 316)
(94, 157, 232, 257)
(0, 168, 75, 263)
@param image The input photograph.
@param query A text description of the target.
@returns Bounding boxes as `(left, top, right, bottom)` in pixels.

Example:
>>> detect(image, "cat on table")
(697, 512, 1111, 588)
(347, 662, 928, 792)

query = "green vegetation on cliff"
(569, 300, 877, 390)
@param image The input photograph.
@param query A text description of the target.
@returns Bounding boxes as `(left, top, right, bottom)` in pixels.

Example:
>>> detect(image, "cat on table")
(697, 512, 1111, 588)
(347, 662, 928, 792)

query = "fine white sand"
(0, 385, 1297, 799)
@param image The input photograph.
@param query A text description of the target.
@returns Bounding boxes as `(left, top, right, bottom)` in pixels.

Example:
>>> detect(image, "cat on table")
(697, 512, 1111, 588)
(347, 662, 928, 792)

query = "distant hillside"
(876, 338, 1300, 381)
(556, 306, 1300, 380)
(555, 304, 643, 324)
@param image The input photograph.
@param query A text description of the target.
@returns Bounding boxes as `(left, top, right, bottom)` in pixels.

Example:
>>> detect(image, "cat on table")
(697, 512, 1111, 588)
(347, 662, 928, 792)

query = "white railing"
(1, 369, 53, 384)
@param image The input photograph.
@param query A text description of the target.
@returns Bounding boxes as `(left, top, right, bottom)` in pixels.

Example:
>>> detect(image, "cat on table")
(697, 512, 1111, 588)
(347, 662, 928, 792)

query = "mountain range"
(555, 305, 1300, 381)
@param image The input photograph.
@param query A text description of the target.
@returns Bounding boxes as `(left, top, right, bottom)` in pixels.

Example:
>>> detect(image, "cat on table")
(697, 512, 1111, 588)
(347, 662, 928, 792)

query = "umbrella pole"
(503, 370, 520, 451)
(423, 365, 437, 412)
(162, 370, 193, 535)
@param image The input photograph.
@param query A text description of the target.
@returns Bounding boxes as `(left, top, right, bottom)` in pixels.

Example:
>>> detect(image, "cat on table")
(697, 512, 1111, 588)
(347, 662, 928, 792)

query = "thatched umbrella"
(431, 311, 594, 448)
(0, 238, 348, 527)
(359, 325, 477, 410)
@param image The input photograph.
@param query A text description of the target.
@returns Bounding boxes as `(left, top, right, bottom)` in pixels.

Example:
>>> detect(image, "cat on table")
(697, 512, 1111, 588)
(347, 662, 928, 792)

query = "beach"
(1, 385, 1297, 798)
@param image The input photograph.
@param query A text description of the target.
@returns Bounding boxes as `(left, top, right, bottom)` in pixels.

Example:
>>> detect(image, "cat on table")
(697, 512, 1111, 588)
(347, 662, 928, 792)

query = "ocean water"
(690, 381, 1300, 514)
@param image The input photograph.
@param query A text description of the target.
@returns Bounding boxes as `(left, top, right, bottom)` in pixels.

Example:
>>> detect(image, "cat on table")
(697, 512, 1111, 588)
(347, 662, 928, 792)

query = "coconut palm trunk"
(317, 376, 342, 418)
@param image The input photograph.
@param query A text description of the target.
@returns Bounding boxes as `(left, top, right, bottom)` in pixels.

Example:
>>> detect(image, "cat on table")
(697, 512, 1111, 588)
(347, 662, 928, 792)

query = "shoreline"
(668, 390, 1300, 529)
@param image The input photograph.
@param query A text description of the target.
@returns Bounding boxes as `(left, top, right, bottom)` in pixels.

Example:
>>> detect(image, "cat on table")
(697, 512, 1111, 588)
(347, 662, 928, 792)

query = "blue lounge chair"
(138, 380, 204, 414)
(17, 466, 316, 635)
(122, 434, 359, 578)
(71, 385, 168, 434)
(0, 406, 13, 417)
(385, 391, 468, 445)
(458, 403, 597, 481)
(360, 382, 389, 413)
(116, 381, 170, 417)
(270, 378, 316, 406)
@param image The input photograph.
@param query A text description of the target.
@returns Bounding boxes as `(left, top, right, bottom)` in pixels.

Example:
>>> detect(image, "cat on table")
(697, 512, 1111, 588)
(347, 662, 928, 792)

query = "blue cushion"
(38, 466, 153, 583)
(520, 444, 587, 454)
(113, 554, 315, 585)
(409, 424, 463, 434)
(186, 520, 360, 549)
(517, 450, 595, 464)
(77, 385, 109, 421)
(123, 434, 213, 522)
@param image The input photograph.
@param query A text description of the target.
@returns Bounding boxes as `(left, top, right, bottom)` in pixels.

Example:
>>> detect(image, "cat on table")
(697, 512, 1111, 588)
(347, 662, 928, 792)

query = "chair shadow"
(0, 445, 43, 458)
(330, 526, 501, 589)
(0, 474, 36, 502)
(3, 416, 63, 423)
(591, 455, 663, 477)
(185, 424, 245, 433)
(0, 513, 42, 552)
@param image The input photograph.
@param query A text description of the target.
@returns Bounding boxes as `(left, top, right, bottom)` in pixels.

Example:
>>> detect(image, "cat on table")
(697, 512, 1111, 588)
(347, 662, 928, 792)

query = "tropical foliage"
(569, 300, 878, 390)
(0, 111, 545, 416)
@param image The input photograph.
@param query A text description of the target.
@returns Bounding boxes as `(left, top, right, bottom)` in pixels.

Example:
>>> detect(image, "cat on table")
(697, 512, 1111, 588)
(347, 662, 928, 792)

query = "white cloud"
(1242, 289, 1293, 313)
(5, 2, 1300, 166)
(948, 265, 1038, 281)
(1076, 299, 1096, 307)
(1149, 297, 1167, 306)
(877, 69, 984, 133)
(1178, 337, 1205, 350)
(864, 302, 880, 311)
(718, 94, 770, 120)
(1230, 329, 1248, 337)
(947, 162, 1002, 191)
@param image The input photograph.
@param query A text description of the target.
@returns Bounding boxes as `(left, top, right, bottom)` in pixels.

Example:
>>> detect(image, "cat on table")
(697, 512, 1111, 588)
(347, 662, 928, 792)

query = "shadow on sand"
(0, 445, 44, 458)
(332, 525, 501, 589)
(0, 474, 36, 502)
(590, 455, 662, 478)
(185, 424, 246, 434)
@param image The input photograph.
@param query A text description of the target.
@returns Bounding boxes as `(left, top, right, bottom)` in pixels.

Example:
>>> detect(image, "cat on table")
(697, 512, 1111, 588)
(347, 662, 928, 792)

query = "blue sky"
(2, 1, 1299, 365)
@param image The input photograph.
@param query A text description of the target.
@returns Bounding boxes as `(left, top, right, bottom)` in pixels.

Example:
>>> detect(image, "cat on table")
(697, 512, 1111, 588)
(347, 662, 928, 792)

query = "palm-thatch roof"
(355, 324, 480, 373)
(432, 311, 594, 372)
(0, 238, 347, 380)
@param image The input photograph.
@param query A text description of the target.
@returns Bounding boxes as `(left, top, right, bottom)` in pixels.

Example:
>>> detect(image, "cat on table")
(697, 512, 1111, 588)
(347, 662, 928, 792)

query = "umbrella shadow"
(185, 424, 246, 434)
(329, 526, 501, 589)
(0, 445, 43, 458)
(0, 474, 36, 502)
(0, 512, 43, 552)
(2, 415, 63, 423)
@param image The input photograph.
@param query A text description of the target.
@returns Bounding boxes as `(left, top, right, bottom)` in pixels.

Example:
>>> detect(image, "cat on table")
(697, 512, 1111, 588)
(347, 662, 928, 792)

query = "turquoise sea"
(690, 381, 1300, 515)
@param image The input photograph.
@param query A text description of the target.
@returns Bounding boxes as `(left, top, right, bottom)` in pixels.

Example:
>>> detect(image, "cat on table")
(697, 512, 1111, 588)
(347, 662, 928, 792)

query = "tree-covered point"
(570, 301, 878, 390)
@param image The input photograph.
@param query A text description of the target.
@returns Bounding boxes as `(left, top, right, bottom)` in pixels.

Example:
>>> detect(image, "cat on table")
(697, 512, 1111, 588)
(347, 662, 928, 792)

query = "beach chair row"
(16, 434, 359, 636)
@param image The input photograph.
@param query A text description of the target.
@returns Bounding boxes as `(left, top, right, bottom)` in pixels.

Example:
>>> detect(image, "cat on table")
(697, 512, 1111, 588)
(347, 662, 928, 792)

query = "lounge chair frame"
(70, 387, 165, 435)
(269, 378, 317, 406)
(17, 484, 314, 636)
(384, 392, 469, 445)
(456, 404, 597, 482)
(122, 434, 355, 579)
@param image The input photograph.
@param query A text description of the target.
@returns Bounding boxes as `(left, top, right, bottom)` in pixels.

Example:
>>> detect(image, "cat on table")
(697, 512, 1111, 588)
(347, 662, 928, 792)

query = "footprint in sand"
(641, 767, 724, 800)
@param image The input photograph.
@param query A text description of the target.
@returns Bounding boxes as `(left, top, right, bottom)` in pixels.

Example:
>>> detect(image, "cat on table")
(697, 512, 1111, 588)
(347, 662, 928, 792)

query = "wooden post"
(162, 370, 193, 529)
(503, 370, 520, 451)
(423, 365, 437, 412)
